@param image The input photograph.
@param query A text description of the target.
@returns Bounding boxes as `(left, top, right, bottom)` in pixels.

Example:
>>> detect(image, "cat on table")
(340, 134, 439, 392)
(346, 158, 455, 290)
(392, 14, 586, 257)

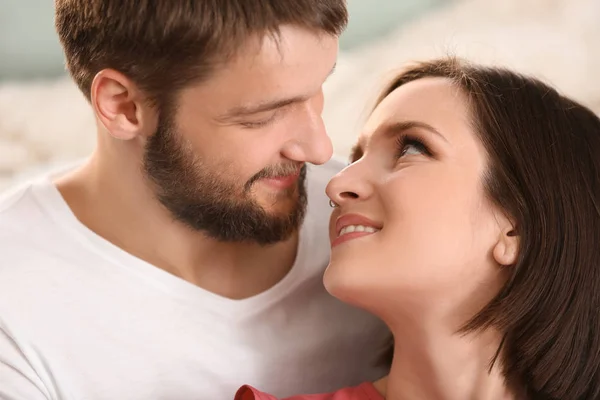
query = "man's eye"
(240, 119, 272, 129)
(240, 111, 280, 129)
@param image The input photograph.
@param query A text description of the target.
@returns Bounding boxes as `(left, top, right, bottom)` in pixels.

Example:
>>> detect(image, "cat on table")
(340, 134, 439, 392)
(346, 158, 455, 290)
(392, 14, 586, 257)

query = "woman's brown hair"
(377, 58, 600, 399)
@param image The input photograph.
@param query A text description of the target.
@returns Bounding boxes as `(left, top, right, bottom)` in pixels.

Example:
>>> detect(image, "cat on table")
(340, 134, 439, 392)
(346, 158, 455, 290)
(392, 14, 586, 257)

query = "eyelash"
(240, 110, 281, 129)
(241, 118, 273, 129)
(395, 134, 431, 158)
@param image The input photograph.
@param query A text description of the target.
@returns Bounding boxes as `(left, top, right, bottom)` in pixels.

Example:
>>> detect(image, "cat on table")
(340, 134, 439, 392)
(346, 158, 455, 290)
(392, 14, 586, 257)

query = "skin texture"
(326, 78, 519, 400)
(56, 25, 338, 299)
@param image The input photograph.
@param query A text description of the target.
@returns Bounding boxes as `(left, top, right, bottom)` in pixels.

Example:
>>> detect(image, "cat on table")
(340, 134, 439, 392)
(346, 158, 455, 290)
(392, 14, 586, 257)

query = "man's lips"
(331, 213, 382, 247)
(261, 170, 301, 189)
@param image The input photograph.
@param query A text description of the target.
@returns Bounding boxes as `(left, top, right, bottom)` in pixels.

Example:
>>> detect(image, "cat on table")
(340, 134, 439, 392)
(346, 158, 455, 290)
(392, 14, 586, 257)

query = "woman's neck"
(383, 322, 516, 400)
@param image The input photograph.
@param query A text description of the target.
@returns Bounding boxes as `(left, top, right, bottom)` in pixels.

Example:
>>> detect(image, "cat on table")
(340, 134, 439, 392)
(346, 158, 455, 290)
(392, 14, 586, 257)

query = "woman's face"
(325, 77, 518, 320)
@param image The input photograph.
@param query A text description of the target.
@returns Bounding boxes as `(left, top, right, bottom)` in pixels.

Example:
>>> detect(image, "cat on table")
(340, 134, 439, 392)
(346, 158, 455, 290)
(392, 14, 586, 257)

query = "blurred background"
(0, 0, 599, 189)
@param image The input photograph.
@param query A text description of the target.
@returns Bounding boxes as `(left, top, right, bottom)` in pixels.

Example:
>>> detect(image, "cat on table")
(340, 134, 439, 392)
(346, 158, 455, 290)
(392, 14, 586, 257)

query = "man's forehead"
(228, 26, 338, 70)
(180, 27, 337, 118)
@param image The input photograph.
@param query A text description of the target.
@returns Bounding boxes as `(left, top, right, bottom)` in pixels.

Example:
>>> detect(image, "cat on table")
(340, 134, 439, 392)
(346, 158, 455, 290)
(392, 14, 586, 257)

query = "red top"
(234, 382, 384, 400)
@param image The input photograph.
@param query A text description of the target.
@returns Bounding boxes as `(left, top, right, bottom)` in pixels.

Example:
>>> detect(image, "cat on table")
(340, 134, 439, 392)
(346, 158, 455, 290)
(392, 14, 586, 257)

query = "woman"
(235, 57, 600, 399)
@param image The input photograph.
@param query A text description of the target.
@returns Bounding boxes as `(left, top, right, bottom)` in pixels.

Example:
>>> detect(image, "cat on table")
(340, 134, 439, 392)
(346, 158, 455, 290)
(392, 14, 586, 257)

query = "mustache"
(245, 163, 306, 190)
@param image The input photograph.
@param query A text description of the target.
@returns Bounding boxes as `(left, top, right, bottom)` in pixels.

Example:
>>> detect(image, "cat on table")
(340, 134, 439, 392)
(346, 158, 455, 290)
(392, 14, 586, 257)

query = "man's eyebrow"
(217, 96, 308, 121)
(217, 63, 337, 122)
(349, 120, 447, 163)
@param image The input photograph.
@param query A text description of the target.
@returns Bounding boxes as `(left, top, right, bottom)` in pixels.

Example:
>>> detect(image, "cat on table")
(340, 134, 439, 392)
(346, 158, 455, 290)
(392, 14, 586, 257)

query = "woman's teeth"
(338, 225, 380, 237)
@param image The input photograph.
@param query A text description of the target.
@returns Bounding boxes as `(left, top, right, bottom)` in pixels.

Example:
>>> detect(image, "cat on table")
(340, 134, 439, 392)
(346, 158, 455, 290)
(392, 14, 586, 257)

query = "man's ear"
(91, 69, 157, 140)
(492, 218, 519, 266)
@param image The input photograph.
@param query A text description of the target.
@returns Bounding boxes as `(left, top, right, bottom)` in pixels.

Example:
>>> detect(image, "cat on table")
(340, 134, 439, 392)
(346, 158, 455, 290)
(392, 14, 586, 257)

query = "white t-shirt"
(0, 159, 391, 400)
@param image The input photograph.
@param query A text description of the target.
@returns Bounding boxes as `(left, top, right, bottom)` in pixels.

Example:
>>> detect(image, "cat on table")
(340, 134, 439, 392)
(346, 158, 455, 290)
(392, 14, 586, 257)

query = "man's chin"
(255, 188, 299, 208)
(270, 191, 304, 207)
(261, 203, 302, 221)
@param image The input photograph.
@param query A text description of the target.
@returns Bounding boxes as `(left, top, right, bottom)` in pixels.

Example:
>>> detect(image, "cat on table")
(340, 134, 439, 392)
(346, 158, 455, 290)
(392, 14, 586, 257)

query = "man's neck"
(55, 152, 299, 300)
(384, 320, 516, 400)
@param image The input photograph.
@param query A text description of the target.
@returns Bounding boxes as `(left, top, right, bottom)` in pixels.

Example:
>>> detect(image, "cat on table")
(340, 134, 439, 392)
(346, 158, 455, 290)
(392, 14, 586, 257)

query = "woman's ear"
(493, 224, 519, 266)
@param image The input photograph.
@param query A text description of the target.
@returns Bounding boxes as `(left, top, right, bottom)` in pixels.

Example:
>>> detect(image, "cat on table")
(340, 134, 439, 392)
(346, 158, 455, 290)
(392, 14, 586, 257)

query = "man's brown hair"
(376, 58, 600, 399)
(54, 0, 348, 104)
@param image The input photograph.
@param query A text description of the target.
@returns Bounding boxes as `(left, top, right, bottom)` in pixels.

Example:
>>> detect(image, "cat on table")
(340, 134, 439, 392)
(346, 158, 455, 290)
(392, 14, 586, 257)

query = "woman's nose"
(325, 161, 373, 207)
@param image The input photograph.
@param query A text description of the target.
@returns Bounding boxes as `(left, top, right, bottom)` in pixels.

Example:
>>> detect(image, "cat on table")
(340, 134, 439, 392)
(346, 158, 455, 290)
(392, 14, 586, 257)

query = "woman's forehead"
(355, 78, 468, 147)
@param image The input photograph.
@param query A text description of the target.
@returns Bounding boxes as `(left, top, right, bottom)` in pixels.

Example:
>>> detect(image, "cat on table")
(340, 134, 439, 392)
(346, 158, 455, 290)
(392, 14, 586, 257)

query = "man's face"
(143, 25, 339, 245)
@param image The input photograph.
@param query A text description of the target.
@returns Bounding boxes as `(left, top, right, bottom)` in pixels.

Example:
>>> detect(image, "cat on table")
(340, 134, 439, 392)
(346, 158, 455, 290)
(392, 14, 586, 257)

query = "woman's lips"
(331, 213, 382, 247)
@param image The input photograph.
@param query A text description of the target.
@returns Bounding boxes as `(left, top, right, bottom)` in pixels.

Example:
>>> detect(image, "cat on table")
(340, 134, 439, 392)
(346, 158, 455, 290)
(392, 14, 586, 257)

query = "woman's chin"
(323, 263, 369, 307)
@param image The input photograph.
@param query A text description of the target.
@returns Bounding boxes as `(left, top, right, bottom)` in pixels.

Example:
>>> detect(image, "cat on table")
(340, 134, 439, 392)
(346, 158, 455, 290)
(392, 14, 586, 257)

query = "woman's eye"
(402, 142, 426, 156)
(396, 136, 431, 158)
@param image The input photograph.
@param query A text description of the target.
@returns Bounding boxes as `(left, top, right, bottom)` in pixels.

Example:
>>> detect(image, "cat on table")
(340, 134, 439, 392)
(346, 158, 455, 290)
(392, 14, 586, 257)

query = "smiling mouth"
(338, 224, 380, 237)
(332, 224, 381, 248)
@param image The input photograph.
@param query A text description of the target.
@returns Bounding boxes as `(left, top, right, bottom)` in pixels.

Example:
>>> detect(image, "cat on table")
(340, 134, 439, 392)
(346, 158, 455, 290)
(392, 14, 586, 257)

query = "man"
(0, 1, 390, 399)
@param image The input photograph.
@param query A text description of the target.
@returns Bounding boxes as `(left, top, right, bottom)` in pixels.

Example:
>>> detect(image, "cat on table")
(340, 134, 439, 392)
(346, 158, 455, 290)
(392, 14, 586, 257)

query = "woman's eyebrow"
(349, 119, 448, 163)
(381, 120, 448, 143)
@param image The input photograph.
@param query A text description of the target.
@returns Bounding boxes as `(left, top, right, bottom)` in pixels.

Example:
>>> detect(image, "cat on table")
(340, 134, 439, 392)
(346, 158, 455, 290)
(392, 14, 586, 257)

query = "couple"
(0, 1, 598, 400)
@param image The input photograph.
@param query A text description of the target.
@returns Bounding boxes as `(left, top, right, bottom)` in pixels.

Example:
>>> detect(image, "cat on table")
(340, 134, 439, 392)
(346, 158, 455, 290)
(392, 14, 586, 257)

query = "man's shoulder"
(0, 163, 78, 239)
(0, 178, 69, 278)
(0, 180, 45, 236)
(0, 161, 81, 225)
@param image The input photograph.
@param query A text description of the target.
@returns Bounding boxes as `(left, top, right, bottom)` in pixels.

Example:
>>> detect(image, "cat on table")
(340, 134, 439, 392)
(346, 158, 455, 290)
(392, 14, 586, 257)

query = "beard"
(142, 115, 307, 245)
